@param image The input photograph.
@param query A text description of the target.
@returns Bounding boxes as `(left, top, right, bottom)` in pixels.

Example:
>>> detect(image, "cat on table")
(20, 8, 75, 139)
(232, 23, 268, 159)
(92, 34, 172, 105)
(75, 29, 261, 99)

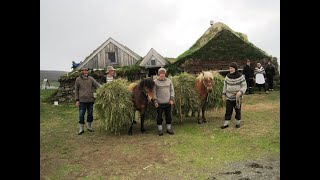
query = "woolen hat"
(158, 67, 166, 74)
(229, 62, 238, 71)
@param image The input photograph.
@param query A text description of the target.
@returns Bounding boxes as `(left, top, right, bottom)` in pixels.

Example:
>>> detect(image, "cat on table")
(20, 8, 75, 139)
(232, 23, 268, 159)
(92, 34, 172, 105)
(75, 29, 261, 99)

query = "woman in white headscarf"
(254, 63, 268, 94)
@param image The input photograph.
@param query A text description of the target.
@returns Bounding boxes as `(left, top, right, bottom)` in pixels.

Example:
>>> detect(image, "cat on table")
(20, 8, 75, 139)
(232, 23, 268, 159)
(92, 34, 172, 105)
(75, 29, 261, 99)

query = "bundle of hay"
(206, 71, 225, 109)
(172, 72, 200, 122)
(94, 79, 134, 134)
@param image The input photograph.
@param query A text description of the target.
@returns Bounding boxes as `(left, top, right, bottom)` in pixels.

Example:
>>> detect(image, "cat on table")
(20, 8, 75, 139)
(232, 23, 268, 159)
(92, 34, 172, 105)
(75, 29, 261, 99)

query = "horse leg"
(133, 109, 137, 124)
(197, 106, 202, 124)
(191, 108, 195, 117)
(128, 110, 135, 135)
(128, 121, 134, 135)
(202, 105, 207, 123)
(140, 110, 146, 133)
(202, 94, 208, 123)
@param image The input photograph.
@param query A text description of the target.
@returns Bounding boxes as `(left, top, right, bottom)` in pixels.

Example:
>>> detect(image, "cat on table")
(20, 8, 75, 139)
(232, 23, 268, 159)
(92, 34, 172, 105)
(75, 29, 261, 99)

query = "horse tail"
(128, 83, 138, 92)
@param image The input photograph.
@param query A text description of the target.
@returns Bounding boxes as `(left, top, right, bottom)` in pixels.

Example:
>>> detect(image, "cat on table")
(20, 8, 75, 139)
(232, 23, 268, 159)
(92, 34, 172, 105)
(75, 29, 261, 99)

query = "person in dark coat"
(265, 59, 276, 91)
(242, 59, 255, 94)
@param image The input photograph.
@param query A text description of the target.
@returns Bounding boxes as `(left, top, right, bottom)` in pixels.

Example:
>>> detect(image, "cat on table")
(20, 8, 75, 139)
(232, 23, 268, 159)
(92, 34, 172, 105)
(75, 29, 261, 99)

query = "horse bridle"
(203, 78, 213, 103)
(203, 78, 212, 90)
(140, 82, 152, 102)
(141, 81, 148, 96)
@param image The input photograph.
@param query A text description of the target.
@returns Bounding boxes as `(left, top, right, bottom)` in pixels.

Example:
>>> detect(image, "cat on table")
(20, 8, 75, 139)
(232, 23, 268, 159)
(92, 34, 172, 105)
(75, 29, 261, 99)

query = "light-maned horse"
(128, 78, 155, 135)
(195, 71, 214, 124)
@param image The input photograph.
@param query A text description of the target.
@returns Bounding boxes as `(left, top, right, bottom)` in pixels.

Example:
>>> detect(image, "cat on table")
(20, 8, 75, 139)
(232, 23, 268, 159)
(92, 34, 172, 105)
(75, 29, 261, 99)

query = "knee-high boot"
(78, 124, 84, 135)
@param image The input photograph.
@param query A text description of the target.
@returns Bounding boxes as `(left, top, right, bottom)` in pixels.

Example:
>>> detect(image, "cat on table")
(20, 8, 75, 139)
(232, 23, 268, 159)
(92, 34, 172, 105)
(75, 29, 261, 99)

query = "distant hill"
(40, 70, 68, 81)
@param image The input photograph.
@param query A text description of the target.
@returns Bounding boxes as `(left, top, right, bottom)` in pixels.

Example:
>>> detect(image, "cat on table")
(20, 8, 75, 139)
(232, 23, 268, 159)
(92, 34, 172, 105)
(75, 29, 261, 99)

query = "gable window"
(151, 59, 156, 65)
(108, 52, 116, 63)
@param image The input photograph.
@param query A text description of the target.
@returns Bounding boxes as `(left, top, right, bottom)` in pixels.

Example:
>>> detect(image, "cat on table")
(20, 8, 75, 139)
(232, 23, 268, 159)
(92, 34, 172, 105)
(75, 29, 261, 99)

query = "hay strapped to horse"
(95, 78, 155, 135)
(94, 79, 134, 134)
(172, 73, 199, 123)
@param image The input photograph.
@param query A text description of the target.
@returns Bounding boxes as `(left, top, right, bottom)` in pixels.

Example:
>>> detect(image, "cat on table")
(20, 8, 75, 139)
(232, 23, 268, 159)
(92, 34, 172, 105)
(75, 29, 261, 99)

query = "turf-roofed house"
(171, 22, 277, 75)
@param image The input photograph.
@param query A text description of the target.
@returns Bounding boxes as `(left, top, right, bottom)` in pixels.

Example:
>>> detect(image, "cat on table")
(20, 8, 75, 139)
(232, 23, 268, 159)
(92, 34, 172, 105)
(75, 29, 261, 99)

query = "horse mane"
(195, 71, 214, 96)
(138, 77, 155, 90)
(128, 78, 155, 92)
(196, 71, 213, 82)
(128, 83, 138, 92)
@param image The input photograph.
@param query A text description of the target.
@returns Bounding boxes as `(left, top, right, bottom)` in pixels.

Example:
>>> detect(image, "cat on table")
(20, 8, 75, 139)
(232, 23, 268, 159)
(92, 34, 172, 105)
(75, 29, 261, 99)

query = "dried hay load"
(172, 72, 200, 122)
(94, 79, 134, 134)
(206, 71, 225, 109)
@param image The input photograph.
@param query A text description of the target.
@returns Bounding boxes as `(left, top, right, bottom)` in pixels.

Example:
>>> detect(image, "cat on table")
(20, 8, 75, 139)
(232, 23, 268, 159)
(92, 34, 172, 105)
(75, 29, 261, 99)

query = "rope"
(235, 95, 242, 109)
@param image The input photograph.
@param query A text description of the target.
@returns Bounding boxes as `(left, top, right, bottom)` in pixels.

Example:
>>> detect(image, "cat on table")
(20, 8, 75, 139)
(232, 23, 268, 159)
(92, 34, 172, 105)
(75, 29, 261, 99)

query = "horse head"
(139, 78, 155, 102)
(201, 71, 214, 93)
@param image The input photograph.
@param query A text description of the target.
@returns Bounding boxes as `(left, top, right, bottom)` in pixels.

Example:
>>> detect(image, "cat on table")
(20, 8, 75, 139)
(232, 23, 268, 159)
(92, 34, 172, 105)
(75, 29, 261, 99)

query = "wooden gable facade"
(76, 37, 141, 70)
(139, 48, 167, 67)
(139, 48, 168, 76)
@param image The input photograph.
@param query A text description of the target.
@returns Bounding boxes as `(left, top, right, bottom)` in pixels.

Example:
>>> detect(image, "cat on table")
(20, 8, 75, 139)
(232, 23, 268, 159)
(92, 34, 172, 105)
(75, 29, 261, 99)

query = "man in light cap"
(154, 67, 175, 136)
(75, 67, 101, 135)
(105, 65, 116, 83)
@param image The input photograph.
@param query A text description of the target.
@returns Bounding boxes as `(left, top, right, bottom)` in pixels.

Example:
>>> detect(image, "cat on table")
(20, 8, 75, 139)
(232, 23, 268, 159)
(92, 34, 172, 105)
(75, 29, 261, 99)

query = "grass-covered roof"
(174, 22, 270, 66)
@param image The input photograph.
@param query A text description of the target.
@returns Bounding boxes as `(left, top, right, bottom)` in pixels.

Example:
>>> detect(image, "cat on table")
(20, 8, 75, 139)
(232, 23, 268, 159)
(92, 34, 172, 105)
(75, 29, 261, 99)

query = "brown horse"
(128, 77, 155, 135)
(195, 71, 214, 124)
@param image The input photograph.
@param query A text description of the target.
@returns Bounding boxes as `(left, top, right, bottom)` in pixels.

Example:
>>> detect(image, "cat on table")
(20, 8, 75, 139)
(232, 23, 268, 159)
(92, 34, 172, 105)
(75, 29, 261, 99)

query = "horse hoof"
(198, 121, 202, 124)
(203, 120, 207, 123)
(141, 129, 146, 133)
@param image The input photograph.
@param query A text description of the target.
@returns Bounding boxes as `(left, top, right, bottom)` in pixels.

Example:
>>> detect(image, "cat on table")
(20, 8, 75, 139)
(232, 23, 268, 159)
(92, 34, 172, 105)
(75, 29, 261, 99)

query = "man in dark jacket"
(242, 59, 254, 94)
(265, 59, 276, 91)
(75, 67, 101, 135)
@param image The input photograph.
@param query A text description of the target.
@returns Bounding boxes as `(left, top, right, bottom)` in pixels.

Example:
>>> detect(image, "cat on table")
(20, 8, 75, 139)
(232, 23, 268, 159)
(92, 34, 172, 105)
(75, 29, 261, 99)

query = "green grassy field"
(40, 89, 280, 179)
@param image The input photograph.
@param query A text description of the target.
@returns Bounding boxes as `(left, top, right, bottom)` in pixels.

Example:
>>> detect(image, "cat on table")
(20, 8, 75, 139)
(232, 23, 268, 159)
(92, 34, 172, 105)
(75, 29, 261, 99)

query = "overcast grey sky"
(40, 0, 280, 71)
